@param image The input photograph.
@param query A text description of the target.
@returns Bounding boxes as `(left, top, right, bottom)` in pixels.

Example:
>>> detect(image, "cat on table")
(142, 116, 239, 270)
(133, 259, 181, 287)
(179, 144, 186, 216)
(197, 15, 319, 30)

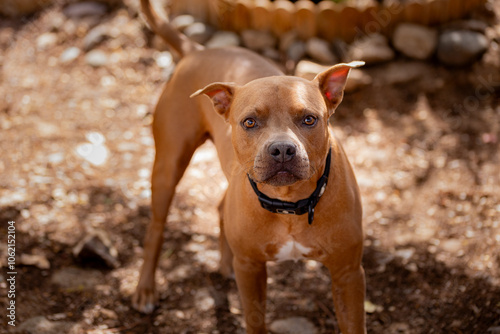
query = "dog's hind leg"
(132, 86, 208, 314)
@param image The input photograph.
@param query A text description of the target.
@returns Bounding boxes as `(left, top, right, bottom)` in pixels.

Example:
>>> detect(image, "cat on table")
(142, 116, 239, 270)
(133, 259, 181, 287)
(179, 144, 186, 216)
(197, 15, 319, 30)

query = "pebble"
(206, 31, 240, 49)
(83, 25, 109, 51)
(241, 29, 277, 51)
(60, 47, 81, 63)
(348, 33, 394, 64)
(63, 1, 108, 18)
(306, 37, 336, 64)
(269, 317, 318, 334)
(153, 51, 173, 68)
(85, 49, 108, 67)
(19, 253, 50, 269)
(392, 23, 438, 60)
(437, 30, 488, 66)
(36, 33, 58, 51)
(184, 22, 214, 44)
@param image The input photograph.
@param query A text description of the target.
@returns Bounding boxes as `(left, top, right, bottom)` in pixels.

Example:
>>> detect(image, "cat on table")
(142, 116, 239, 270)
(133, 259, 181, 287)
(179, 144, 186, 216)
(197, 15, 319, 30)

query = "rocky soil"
(1, 1, 500, 333)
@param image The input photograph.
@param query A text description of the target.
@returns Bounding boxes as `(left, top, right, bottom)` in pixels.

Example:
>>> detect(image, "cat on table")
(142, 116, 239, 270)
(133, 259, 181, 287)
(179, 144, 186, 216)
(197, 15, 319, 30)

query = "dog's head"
(191, 61, 363, 187)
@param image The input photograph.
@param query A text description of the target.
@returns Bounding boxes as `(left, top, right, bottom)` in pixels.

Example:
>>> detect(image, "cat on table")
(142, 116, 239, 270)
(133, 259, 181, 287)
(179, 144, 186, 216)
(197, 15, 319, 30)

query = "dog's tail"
(140, 0, 204, 57)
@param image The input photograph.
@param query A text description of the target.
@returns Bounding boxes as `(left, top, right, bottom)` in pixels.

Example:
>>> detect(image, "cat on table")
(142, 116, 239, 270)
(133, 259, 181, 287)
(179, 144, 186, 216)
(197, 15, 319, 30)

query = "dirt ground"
(1, 1, 500, 333)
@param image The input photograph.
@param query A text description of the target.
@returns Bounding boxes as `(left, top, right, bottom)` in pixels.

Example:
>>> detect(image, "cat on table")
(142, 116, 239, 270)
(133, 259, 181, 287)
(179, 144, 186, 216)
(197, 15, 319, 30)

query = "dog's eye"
(303, 115, 317, 126)
(243, 118, 257, 129)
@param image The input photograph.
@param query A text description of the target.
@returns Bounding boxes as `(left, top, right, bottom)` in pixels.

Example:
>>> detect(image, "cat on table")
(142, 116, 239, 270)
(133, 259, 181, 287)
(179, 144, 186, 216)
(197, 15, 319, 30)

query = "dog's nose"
(268, 142, 296, 163)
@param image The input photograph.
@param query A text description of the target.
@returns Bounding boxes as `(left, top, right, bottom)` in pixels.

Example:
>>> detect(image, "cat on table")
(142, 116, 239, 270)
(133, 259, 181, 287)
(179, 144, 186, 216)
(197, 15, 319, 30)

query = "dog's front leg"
(233, 256, 268, 334)
(328, 264, 366, 334)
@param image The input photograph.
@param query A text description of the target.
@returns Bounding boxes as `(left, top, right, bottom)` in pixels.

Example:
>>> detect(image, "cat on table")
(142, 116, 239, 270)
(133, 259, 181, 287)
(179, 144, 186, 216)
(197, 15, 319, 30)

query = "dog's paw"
(132, 286, 158, 314)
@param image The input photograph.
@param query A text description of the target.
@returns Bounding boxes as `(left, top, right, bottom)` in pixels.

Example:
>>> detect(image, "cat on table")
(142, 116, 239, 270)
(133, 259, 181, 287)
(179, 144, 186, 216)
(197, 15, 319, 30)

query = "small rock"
(382, 61, 427, 85)
(83, 25, 109, 51)
(85, 49, 108, 67)
(13, 316, 82, 334)
(440, 239, 462, 253)
(183, 22, 214, 44)
(287, 40, 307, 62)
(437, 30, 488, 66)
(269, 317, 317, 334)
(195, 288, 215, 312)
(19, 253, 50, 269)
(153, 51, 173, 68)
(99, 308, 118, 320)
(306, 37, 336, 64)
(63, 1, 108, 18)
(60, 47, 81, 63)
(364, 300, 383, 313)
(73, 229, 119, 268)
(36, 33, 58, 51)
(206, 31, 240, 49)
(241, 29, 277, 51)
(393, 23, 438, 60)
(171, 14, 196, 31)
(348, 33, 394, 64)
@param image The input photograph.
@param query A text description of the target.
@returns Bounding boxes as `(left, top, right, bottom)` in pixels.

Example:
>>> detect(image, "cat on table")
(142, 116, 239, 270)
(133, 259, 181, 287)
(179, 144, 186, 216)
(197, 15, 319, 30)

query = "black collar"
(247, 148, 331, 225)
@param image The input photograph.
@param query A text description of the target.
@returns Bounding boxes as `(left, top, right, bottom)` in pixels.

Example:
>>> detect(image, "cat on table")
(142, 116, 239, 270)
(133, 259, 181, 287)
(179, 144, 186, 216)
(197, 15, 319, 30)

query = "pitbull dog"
(133, 1, 366, 333)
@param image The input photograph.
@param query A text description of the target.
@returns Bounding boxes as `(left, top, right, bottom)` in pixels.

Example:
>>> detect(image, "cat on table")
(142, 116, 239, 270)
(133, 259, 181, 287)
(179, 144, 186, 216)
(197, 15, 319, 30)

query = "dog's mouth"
(252, 163, 309, 187)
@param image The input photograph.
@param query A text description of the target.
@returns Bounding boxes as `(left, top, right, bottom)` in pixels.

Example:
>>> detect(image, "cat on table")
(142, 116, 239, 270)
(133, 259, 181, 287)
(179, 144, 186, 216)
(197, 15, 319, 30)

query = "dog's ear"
(314, 61, 364, 116)
(190, 82, 237, 120)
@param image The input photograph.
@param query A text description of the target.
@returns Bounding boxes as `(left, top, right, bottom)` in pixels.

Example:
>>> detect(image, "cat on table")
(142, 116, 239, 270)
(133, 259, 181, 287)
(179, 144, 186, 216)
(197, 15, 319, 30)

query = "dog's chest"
(274, 239, 313, 262)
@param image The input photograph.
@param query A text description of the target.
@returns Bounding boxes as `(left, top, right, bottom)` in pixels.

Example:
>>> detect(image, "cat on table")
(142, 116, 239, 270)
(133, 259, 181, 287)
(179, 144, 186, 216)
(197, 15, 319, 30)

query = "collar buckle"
(276, 208, 296, 215)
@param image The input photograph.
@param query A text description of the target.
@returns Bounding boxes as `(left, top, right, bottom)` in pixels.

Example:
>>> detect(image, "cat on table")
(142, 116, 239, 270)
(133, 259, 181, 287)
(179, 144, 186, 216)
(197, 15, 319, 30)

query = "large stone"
(348, 33, 395, 64)
(206, 31, 240, 49)
(241, 30, 277, 51)
(183, 22, 215, 45)
(393, 23, 438, 60)
(306, 37, 336, 64)
(437, 30, 488, 66)
(171, 14, 196, 31)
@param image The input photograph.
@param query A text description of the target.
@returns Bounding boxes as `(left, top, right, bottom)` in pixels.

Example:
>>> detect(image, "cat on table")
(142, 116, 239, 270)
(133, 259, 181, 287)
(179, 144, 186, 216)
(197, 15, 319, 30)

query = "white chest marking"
(275, 240, 312, 262)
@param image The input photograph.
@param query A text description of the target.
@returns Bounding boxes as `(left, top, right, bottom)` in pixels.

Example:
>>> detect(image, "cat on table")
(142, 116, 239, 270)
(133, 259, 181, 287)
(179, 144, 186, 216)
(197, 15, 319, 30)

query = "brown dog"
(133, 1, 366, 333)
